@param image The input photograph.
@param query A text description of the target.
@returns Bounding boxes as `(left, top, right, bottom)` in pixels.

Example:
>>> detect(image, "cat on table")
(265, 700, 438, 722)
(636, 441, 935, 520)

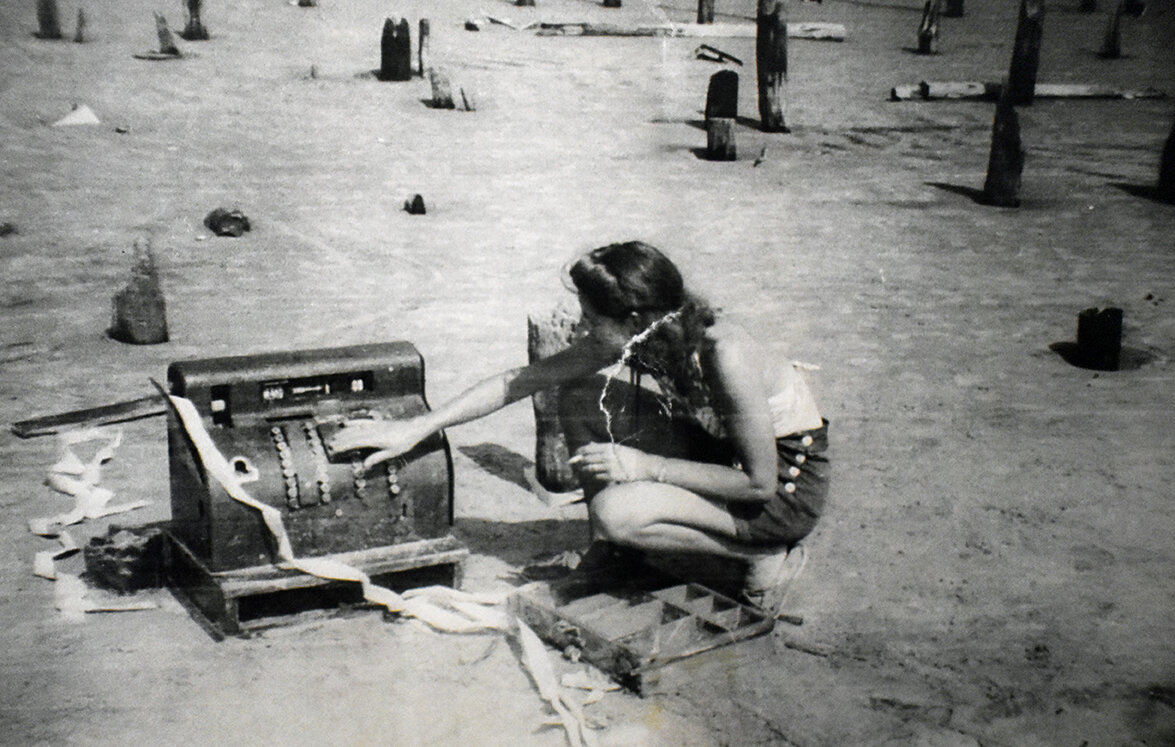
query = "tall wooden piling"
(73, 8, 85, 43)
(181, 0, 209, 41)
(1098, 0, 1136, 59)
(379, 17, 412, 82)
(1006, 0, 1044, 105)
(756, 0, 789, 133)
(418, 19, 429, 77)
(110, 240, 169, 345)
(1159, 117, 1175, 204)
(982, 89, 1024, 207)
(917, 0, 942, 55)
(36, 0, 63, 39)
(697, 0, 715, 24)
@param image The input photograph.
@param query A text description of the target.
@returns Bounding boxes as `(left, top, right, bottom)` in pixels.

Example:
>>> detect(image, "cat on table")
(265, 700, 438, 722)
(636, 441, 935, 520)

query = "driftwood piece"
(705, 70, 739, 120)
(1006, 0, 1044, 105)
(982, 91, 1024, 208)
(528, 301, 580, 492)
(756, 0, 789, 133)
(890, 80, 1165, 101)
(696, 43, 743, 65)
(428, 68, 455, 109)
(36, 0, 63, 39)
(1160, 117, 1175, 204)
(706, 118, 737, 160)
(535, 22, 844, 41)
(916, 0, 942, 55)
(379, 17, 412, 82)
(109, 239, 169, 344)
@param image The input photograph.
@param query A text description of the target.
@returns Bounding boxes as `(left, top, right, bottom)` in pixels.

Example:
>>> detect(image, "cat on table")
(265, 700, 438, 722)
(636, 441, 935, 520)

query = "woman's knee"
(588, 487, 646, 544)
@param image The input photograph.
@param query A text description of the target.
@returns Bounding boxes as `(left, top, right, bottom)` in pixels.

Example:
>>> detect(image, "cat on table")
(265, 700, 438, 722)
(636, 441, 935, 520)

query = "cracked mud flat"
(1, 0, 1173, 744)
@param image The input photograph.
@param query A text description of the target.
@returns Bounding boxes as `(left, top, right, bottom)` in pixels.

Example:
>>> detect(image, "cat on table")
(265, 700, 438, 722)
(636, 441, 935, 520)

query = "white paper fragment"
(517, 620, 589, 747)
(52, 104, 100, 126)
(34, 551, 57, 580)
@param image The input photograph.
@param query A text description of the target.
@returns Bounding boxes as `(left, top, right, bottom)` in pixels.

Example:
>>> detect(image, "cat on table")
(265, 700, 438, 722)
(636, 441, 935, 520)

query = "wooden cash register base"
(164, 533, 469, 640)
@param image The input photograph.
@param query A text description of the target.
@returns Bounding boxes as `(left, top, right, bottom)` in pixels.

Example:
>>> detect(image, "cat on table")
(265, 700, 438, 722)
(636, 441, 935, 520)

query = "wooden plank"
(896, 80, 1167, 101)
(11, 394, 165, 438)
(536, 22, 844, 41)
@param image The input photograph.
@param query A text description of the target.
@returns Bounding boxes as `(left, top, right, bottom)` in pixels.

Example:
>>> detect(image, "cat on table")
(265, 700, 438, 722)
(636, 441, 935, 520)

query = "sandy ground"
(2, 0, 1174, 744)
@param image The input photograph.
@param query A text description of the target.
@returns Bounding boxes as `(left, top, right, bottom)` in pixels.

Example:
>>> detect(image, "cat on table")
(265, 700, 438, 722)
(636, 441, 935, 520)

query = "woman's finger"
(364, 449, 396, 471)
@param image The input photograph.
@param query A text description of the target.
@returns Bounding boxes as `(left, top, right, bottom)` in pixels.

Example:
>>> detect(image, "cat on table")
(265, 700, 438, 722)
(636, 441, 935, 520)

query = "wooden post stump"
(73, 8, 85, 43)
(181, 0, 209, 41)
(706, 118, 737, 161)
(1098, 0, 1138, 59)
(697, 0, 715, 24)
(428, 69, 455, 109)
(705, 70, 739, 121)
(1077, 307, 1123, 371)
(36, 0, 63, 39)
(418, 19, 429, 77)
(110, 240, 169, 345)
(1158, 117, 1175, 204)
(379, 17, 412, 82)
(1006, 0, 1044, 105)
(943, 0, 964, 17)
(982, 90, 1024, 207)
(154, 13, 180, 56)
(916, 0, 942, 54)
(528, 302, 581, 493)
(756, 0, 789, 133)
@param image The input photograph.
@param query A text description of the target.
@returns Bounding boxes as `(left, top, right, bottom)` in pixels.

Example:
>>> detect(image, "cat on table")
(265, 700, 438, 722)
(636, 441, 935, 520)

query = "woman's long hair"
(568, 241, 717, 396)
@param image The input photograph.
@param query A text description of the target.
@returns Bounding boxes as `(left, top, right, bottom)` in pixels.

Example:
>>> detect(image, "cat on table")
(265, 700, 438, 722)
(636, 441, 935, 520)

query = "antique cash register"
(163, 342, 467, 636)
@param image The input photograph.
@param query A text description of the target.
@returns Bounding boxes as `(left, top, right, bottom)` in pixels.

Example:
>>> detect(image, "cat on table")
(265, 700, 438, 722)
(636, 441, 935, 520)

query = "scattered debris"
(51, 104, 100, 127)
(83, 525, 166, 593)
(203, 207, 251, 236)
(404, 194, 427, 214)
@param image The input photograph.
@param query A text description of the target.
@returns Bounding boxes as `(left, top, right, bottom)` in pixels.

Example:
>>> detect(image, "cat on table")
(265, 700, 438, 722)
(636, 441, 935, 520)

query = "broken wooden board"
(536, 22, 845, 41)
(509, 567, 774, 695)
(891, 80, 1167, 101)
(165, 532, 469, 639)
(11, 394, 165, 438)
